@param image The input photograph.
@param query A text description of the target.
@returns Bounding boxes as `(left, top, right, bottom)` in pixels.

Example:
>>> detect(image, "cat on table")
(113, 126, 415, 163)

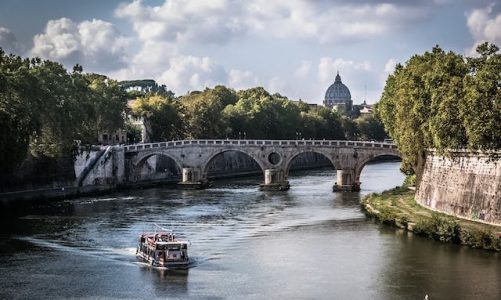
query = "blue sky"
(1, 0, 500, 104)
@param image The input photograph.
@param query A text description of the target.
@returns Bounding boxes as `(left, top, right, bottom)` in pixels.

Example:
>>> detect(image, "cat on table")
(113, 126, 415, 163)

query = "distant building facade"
(98, 129, 127, 145)
(323, 72, 353, 112)
(359, 100, 374, 117)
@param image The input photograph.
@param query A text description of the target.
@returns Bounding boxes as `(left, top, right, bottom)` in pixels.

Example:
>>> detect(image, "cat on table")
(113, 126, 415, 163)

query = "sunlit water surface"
(0, 162, 499, 299)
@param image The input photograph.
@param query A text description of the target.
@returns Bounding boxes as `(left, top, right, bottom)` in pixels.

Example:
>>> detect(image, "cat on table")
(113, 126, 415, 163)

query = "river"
(0, 162, 499, 299)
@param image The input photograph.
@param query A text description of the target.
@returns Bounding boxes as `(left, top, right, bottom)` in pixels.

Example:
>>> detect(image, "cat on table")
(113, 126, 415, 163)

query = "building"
(359, 100, 374, 117)
(323, 72, 353, 112)
(98, 129, 127, 145)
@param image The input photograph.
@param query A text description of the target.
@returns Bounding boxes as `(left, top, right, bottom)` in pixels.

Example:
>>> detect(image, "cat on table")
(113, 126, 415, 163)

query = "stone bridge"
(123, 139, 399, 191)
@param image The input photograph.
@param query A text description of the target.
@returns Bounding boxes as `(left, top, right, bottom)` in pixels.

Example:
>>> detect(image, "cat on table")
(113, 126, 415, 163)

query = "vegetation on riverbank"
(362, 187, 501, 251)
(377, 42, 501, 175)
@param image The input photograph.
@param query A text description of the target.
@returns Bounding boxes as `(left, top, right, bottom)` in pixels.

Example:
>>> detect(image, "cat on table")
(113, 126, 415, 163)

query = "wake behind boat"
(136, 225, 189, 269)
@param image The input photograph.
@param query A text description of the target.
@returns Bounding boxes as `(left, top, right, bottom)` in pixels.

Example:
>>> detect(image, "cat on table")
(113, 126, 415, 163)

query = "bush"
(461, 229, 501, 251)
(377, 206, 398, 225)
(398, 215, 410, 228)
(403, 174, 416, 187)
(413, 213, 461, 244)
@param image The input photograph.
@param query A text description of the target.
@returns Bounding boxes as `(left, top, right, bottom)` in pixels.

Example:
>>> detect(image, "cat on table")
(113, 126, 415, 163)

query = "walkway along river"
(0, 162, 499, 299)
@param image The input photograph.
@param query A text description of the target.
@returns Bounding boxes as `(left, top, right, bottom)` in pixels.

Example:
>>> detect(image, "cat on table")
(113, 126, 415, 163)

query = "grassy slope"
(362, 187, 501, 251)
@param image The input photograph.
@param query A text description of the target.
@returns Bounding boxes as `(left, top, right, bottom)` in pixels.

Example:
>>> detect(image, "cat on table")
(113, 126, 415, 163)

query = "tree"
(85, 73, 128, 141)
(341, 117, 359, 140)
(229, 87, 302, 139)
(378, 46, 468, 175)
(130, 94, 185, 142)
(0, 50, 41, 176)
(182, 87, 233, 138)
(356, 115, 387, 141)
(315, 107, 345, 140)
(462, 42, 501, 152)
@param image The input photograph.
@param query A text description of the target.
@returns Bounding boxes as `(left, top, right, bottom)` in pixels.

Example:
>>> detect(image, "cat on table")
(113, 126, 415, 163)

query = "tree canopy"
(377, 43, 500, 176)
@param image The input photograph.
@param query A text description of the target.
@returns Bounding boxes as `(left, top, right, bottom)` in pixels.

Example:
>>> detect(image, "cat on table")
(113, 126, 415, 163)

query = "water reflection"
(139, 267, 189, 295)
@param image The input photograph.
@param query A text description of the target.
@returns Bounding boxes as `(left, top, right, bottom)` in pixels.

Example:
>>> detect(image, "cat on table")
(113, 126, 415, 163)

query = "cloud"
(267, 76, 287, 95)
(116, 0, 431, 45)
(384, 58, 397, 73)
(466, 5, 501, 54)
(229, 69, 259, 90)
(157, 55, 228, 94)
(0, 27, 20, 55)
(294, 60, 312, 78)
(116, 0, 245, 44)
(109, 0, 437, 99)
(30, 18, 129, 72)
(318, 57, 371, 82)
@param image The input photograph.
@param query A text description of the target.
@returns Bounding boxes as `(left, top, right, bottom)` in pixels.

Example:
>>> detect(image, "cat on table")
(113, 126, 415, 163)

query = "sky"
(0, 0, 500, 105)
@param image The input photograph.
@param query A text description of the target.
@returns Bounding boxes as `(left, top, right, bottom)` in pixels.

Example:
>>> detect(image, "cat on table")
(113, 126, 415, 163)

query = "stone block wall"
(416, 152, 501, 225)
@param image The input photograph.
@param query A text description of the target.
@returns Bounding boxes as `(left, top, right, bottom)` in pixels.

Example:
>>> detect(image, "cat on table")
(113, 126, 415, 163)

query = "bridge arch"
(354, 152, 401, 184)
(201, 149, 266, 180)
(131, 151, 183, 182)
(284, 149, 338, 179)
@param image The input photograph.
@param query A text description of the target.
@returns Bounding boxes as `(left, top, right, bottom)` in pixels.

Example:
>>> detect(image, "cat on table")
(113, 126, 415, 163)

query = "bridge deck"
(124, 139, 396, 153)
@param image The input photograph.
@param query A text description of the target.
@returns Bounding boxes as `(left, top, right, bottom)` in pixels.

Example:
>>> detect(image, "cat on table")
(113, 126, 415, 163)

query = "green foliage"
(376, 206, 398, 225)
(403, 174, 416, 187)
(119, 79, 174, 98)
(0, 51, 40, 176)
(414, 213, 461, 243)
(462, 43, 501, 151)
(130, 94, 185, 141)
(363, 186, 501, 251)
(182, 86, 234, 138)
(0, 49, 128, 183)
(378, 43, 500, 176)
(340, 117, 359, 140)
(356, 115, 387, 141)
(460, 229, 501, 251)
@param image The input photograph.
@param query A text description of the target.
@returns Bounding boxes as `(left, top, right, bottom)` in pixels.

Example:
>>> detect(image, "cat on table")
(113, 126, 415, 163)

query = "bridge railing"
(122, 139, 397, 152)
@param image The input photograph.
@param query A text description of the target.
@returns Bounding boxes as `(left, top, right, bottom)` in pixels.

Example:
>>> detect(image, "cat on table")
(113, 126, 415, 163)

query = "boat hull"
(136, 251, 190, 269)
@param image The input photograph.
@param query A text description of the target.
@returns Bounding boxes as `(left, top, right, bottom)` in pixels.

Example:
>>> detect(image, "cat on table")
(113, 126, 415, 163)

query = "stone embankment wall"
(416, 152, 501, 225)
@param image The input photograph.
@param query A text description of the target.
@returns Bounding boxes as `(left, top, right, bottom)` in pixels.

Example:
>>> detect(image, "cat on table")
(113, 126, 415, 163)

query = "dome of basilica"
(324, 72, 351, 110)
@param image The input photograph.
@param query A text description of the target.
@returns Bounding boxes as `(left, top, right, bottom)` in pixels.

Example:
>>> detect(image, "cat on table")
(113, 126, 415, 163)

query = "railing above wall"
(122, 139, 398, 153)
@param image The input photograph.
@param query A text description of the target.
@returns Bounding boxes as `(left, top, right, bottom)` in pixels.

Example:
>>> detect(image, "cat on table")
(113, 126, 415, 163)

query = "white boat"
(136, 226, 190, 268)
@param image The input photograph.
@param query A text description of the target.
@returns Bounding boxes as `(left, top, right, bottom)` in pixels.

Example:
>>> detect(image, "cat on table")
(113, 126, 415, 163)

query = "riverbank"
(362, 187, 501, 251)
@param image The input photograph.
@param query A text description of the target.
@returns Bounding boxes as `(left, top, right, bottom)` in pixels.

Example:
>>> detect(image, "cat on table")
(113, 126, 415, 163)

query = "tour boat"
(136, 226, 190, 269)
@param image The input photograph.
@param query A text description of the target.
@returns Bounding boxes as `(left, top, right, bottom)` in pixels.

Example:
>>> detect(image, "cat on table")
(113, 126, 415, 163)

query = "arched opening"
(286, 151, 336, 177)
(133, 153, 182, 183)
(203, 150, 265, 184)
(356, 154, 404, 191)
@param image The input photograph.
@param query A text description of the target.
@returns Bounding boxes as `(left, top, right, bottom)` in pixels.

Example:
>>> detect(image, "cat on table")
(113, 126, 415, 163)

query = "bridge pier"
(260, 169, 290, 191)
(178, 167, 210, 189)
(333, 169, 360, 192)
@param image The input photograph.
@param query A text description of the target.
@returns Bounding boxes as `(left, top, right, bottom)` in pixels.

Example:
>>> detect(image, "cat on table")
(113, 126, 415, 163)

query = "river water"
(0, 162, 499, 299)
